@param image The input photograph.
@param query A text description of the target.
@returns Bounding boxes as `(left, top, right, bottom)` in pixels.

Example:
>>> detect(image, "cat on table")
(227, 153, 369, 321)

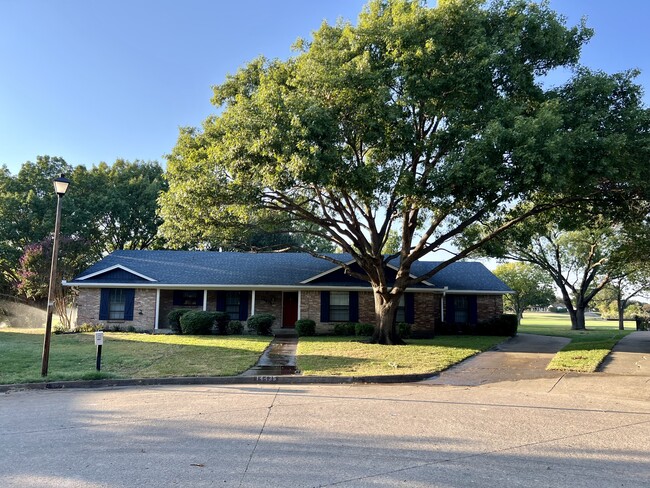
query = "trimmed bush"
(355, 322, 375, 336)
(477, 314, 518, 336)
(398, 322, 411, 339)
(180, 310, 215, 335)
(333, 322, 356, 336)
(168, 309, 192, 334)
(228, 320, 244, 335)
(211, 311, 230, 335)
(295, 319, 316, 336)
(247, 313, 275, 336)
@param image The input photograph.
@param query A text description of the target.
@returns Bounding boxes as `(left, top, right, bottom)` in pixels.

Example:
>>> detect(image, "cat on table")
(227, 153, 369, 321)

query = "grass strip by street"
(519, 312, 633, 372)
(296, 335, 507, 376)
(0, 328, 272, 384)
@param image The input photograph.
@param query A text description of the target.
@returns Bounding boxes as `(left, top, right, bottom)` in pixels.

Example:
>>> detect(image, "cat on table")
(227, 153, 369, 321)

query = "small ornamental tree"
(160, 0, 649, 343)
(16, 237, 90, 330)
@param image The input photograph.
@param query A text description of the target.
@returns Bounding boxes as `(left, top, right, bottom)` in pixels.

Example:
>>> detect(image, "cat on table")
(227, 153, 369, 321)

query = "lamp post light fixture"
(41, 174, 71, 376)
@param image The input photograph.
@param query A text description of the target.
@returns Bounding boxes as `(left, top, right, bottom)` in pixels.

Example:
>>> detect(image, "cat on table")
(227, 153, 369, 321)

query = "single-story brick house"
(65, 250, 511, 335)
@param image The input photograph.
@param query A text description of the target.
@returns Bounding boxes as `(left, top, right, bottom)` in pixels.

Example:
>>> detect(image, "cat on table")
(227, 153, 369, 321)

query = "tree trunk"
(618, 301, 625, 331)
(371, 290, 405, 345)
(571, 307, 586, 330)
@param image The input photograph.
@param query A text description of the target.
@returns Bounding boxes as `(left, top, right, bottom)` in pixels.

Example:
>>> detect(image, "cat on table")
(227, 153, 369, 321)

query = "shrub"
(227, 320, 244, 335)
(168, 309, 192, 334)
(247, 313, 275, 336)
(333, 322, 356, 336)
(180, 310, 215, 335)
(211, 311, 230, 335)
(398, 322, 411, 339)
(53, 324, 67, 334)
(477, 314, 518, 336)
(77, 323, 103, 333)
(355, 322, 375, 336)
(295, 319, 316, 336)
(126, 325, 137, 333)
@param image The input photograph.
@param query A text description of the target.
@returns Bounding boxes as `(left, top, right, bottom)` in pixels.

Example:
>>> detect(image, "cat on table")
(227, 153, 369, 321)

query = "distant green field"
(519, 312, 633, 372)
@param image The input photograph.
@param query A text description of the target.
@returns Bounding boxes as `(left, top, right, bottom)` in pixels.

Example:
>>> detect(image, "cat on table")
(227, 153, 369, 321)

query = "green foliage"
(227, 320, 244, 335)
(494, 262, 555, 319)
(398, 322, 411, 339)
(168, 309, 192, 334)
(160, 0, 647, 344)
(180, 310, 215, 335)
(333, 322, 356, 336)
(76, 323, 103, 333)
(247, 313, 275, 336)
(295, 319, 316, 336)
(354, 322, 375, 336)
(212, 311, 231, 335)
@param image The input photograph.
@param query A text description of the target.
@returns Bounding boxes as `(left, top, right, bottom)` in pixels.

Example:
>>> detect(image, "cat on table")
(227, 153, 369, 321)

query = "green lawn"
(519, 312, 633, 372)
(296, 335, 506, 376)
(0, 328, 272, 384)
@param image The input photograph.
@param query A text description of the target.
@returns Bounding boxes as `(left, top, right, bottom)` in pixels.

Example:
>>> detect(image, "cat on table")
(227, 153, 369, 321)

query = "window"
(173, 290, 203, 307)
(99, 288, 134, 321)
(454, 296, 469, 323)
(225, 292, 241, 320)
(329, 292, 350, 322)
(109, 289, 126, 320)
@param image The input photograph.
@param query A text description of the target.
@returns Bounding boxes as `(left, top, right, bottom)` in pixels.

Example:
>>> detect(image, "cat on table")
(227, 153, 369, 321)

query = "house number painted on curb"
(256, 376, 277, 382)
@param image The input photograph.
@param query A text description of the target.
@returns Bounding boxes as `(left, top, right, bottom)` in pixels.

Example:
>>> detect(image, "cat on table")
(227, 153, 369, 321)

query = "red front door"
(282, 292, 299, 328)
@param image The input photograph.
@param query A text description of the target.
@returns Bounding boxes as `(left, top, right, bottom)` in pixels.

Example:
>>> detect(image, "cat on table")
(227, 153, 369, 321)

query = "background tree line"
(0, 156, 166, 319)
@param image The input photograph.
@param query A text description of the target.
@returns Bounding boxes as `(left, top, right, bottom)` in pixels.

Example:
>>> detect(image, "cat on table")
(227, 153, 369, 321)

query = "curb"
(0, 372, 439, 393)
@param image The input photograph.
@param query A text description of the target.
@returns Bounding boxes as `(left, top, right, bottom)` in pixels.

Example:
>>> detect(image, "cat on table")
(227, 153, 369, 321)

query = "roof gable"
(76, 264, 156, 283)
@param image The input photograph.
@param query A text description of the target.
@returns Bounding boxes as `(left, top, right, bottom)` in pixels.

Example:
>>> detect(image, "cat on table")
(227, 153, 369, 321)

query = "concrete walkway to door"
(241, 329, 299, 376)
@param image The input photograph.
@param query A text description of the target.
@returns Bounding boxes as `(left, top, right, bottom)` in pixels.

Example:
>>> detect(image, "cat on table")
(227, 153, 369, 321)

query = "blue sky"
(1, 0, 648, 175)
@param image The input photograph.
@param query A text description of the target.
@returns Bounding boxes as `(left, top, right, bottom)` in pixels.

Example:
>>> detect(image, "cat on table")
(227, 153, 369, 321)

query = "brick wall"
(413, 293, 439, 334)
(477, 295, 504, 320)
(254, 291, 282, 329)
(76, 288, 157, 331)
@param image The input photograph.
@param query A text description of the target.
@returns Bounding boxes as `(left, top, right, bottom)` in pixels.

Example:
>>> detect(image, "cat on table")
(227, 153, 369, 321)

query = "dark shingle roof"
(70, 250, 510, 292)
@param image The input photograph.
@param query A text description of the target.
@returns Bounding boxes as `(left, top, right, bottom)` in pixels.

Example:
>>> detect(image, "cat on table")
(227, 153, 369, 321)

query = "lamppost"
(41, 174, 70, 377)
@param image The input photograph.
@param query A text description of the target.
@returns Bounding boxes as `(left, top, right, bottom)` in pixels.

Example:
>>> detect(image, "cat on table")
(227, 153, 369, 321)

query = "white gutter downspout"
(297, 291, 302, 320)
(203, 290, 208, 311)
(251, 290, 256, 316)
(154, 289, 161, 330)
(441, 286, 448, 322)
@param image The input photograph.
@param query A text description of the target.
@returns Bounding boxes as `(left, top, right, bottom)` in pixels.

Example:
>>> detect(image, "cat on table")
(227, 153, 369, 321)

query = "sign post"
(95, 331, 104, 371)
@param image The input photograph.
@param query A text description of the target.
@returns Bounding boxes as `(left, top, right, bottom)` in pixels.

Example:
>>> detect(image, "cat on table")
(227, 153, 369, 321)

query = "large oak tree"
(160, 0, 648, 344)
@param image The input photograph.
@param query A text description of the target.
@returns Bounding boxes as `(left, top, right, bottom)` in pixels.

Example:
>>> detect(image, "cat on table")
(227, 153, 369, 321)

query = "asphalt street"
(1, 378, 649, 488)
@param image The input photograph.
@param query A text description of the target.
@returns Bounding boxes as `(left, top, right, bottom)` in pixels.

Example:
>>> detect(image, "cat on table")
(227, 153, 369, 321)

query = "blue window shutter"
(99, 289, 110, 320)
(320, 291, 330, 322)
(197, 291, 204, 308)
(469, 295, 478, 324)
(405, 293, 415, 324)
(216, 292, 226, 312)
(239, 291, 249, 321)
(349, 291, 359, 322)
(172, 290, 182, 306)
(446, 295, 455, 323)
(123, 289, 135, 321)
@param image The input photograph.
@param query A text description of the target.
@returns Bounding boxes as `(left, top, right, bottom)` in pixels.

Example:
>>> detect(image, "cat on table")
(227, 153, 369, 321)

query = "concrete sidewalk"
(598, 331, 650, 375)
